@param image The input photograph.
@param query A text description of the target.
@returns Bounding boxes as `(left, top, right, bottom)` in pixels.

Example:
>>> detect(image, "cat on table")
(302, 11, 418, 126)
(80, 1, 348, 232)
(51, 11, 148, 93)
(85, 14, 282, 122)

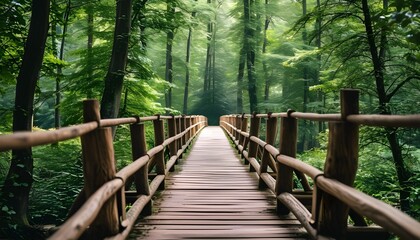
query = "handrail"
(51, 121, 205, 240)
(0, 122, 98, 151)
(220, 89, 420, 240)
(223, 112, 420, 127)
(0, 99, 207, 239)
(0, 115, 202, 152)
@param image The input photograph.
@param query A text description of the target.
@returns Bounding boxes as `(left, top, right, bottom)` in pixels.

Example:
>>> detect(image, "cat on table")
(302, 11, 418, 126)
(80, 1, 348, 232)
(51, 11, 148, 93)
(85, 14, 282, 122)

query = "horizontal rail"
(346, 114, 420, 127)
(219, 89, 420, 239)
(316, 176, 420, 240)
(222, 119, 420, 238)
(1, 99, 207, 239)
(0, 115, 205, 151)
(49, 120, 206, 240)
(0, 122, 98, 151)
(50, 178, 124, 239)
(225, 112, 420, 127)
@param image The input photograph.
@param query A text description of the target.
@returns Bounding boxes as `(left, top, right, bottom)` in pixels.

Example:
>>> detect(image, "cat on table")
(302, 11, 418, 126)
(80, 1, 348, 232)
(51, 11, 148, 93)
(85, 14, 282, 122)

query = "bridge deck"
(129, 126, 309, 239)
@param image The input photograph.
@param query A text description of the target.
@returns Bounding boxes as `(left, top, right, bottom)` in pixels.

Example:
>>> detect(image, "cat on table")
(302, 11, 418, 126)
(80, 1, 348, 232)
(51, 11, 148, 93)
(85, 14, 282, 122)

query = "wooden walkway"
(129, 126, 309, 239)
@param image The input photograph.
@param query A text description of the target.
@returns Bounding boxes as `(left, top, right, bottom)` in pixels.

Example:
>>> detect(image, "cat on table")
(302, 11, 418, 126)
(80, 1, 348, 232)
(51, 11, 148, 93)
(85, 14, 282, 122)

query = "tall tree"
(2, 0, 50, 226)
(183, 0, 198, 114)
(52, 0, 71, 129)
(361, 0, 413, 212)
(86, 2, 94, 99)
(236, 44, 245, 113)
(262, 0, 270, 110)
(164, 0, 175, 110)
(100, 0, 133, 119)
(291, 0, 419, 212)
(246, 0, 258, 113)
(315, 0, 324, 132)
(204, 0, 214, 94)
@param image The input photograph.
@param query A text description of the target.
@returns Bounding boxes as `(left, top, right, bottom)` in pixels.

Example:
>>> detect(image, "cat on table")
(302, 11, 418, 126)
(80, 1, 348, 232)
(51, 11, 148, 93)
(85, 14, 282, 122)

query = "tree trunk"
(86, 2, 94, 98)
(51, 10, 59, 130)
(244, 0, 258, 113)
(133, 0, 148, 50)
(2, 0, 50, 226)
(100, 0, 132, 119)
(54, 0, 70, 129)
(262, 0, 270, 111)
(315, 0, 324, 132)
(204, 10, 213, 93)
(362, 0, 412, 212)
(165, 0, 175, 110)
(211, 17, 217, 104)
(183, 27, 192, 114)
(183, 0, 197, 114)
(301, 0, 311, 150)
(237, 45, 245, 113)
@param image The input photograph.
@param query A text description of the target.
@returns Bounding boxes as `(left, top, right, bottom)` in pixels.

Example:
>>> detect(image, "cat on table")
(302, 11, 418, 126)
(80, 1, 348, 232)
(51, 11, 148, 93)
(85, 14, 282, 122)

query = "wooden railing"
(220, 89, 420, 240)
(0, 100, 207, 240)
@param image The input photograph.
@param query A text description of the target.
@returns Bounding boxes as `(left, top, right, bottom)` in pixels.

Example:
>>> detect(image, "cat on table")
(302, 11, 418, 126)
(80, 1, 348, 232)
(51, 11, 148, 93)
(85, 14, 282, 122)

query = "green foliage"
(29, 140, 83, 224)
(189, 69, 235, 125)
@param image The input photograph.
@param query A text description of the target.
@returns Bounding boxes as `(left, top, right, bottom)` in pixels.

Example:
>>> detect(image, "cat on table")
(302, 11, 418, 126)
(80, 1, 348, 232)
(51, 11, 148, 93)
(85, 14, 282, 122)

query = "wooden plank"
(129, 127, 308, 239)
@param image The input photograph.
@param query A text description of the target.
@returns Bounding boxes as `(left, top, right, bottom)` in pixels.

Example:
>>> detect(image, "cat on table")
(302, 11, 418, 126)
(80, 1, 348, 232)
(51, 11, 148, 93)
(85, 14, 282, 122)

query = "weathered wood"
(277, 193, 316, 238)
(235, 115, 241, 143)
(131, 127, 308, 239)
(180, 115, 186, 147)
(50, 179, 124, 240)
(317, 89, 359, 239)
(346, 114, 420, 127)
(275, 114, 297, 215)
(239, 115, 248, 151)
(221, 110, 420, 240)
(80, 100, 119, 239)
(0, 122, 98, 151)
(153, 117, 166, 190)
(347, 226, 390, 240)
(259, 115, 277, 189)
(167, 116, 177, 172)
(129, 123, 150, 195)
(316, 175, 420, 240)
(247, 115, 260, 168)
(176, 117, 182, 151)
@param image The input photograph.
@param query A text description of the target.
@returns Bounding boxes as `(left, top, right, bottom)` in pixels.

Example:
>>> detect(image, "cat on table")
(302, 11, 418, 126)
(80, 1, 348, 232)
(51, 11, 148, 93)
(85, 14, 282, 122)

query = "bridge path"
(129, 126, 308, 239)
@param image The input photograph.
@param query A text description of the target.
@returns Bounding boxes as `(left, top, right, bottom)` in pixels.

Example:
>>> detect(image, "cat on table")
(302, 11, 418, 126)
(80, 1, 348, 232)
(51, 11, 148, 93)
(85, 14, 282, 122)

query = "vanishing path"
(129, 126, 308, 239)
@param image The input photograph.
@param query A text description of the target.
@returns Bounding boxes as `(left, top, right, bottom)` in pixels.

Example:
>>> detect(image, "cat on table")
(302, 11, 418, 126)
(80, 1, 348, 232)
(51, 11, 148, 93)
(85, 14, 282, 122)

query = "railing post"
(192, 116, 197, 136)
(181, 115, 186, 147)
(275, 110, 297, 215)
(186, 116, 191, 143)
(168, 115, 178, 156)
(248, 114, 260, 170)
(259, 114, 277, 188)
(129, 121, 152, 216)
(239, 115, 248, 154)
(153, 116, 166, 190)
(81, 100, 119, 238)
(229, 115, 234, 135)
(168, 115, 177, 172)
(235, 115, 241, 143)
(176, 117, 182, 151)
(317, 89, 359, 239)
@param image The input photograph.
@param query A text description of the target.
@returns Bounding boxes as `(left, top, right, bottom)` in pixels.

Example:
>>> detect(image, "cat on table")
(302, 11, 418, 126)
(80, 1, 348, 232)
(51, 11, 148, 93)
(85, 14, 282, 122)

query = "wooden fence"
(220, 89, 420, 240)
(0, 100, 207, 240)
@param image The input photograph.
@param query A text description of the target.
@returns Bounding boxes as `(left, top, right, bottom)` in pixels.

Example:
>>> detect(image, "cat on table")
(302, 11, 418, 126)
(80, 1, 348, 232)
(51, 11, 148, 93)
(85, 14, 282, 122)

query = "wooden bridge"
(129, 126, 308, 239)
(1, 89, 420, 239)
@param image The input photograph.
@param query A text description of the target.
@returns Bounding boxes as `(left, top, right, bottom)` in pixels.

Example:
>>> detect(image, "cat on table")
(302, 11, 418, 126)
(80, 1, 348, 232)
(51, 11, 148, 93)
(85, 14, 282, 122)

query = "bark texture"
(100, 0, 132, 119)
(2, 0, 50, 226)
